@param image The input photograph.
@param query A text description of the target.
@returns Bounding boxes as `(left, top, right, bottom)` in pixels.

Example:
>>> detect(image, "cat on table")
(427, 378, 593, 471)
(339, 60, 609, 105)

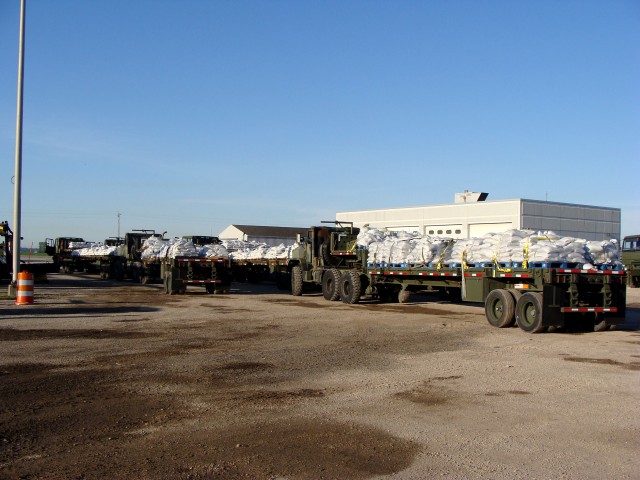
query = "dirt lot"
(1, 274, 639, 479)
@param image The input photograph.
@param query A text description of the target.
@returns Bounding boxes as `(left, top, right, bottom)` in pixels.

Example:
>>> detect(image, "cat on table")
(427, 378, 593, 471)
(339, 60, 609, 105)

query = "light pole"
(117, 212, 121, 239)
(9, 0, 26, 297)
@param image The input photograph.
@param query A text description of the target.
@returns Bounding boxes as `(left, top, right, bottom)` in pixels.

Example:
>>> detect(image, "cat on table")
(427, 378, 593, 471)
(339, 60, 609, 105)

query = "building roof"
(230, 225, 307, 238)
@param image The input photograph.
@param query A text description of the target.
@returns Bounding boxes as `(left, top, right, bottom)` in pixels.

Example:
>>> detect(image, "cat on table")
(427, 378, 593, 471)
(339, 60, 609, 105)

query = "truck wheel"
(594, 316, 610, 332)
(340, 271, 361, 304)
(322, 268, 341, 301)
(291, 265, 303, 296)
(515, 292, 545, 333)
(485, 289, 516, 328)
(398, 289, 412, 304)
(141, 275, 151, 285)
(205, 284, 215, 294)
(320, 241, 339, 267)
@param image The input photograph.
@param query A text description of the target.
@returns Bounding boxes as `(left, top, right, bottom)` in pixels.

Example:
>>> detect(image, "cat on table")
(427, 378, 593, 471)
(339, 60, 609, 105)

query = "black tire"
(141, 274, 151, 285)
(320, 241, 339, 267)
(398, 289, 412, 304)
(205, 284, 216, 294)
(516, 292, 545, 333)
(131, 267, 141, 283)
(167, 273, 178, 295)
(594, 316, 610, 332)
(291, 265, 303, 296)
(322, 268, 341, 301)
(377, 285, 399, 303)
(340, 271, 361, 304)
(485, 289, 516, 328)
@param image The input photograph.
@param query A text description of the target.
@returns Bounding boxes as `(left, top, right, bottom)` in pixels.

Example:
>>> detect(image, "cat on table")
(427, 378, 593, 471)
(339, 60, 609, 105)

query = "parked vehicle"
(622, 234, 640, 288)
(161, 236, 231, 294)
(290, 225, 627, 333)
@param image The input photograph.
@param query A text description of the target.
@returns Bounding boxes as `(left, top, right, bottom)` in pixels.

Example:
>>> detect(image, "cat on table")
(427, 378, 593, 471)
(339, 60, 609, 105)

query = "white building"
(336, 192, 621, 241)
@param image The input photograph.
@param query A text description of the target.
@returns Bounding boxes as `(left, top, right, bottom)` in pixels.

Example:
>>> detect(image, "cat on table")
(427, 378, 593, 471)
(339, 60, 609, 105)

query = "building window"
(455, 229, 461, 234)
(428, 230, 434, 234)
(437, 230, 443, 234)
(446, 229, 452, 234)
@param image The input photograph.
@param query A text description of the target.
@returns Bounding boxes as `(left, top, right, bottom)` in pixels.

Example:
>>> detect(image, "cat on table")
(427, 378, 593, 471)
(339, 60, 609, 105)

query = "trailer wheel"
(485, 289, 516, 328)
(205, 284, 216, 294)
(322, 268, 341, 301)
(594, 315, 610, 332)
(340, 271, 361, 304)
(515, 292, 545, 333)
(291, 265, 303, 296)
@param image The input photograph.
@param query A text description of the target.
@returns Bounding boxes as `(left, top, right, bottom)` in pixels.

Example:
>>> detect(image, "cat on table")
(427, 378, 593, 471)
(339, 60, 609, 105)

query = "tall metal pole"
(10, 0, 26, 295)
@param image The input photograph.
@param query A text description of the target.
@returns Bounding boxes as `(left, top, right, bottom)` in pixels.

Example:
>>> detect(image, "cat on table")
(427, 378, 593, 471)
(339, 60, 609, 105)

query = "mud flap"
(542, 285, 565, 327)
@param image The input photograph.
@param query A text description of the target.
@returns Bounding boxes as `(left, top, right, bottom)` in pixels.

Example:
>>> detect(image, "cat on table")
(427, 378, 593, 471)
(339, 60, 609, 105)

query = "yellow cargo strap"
(522, 239, 530, 269)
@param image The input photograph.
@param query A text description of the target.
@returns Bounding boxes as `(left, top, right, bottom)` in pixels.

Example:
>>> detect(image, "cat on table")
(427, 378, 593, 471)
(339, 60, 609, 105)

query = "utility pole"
(117, 212, 121, 239)
(9, 0, 26, 297)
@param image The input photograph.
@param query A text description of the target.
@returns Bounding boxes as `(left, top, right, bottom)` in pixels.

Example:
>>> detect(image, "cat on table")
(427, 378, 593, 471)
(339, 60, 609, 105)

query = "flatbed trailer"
(75, 254, 126, 280)
(231, 258, 290, 288)
(161, 256, 231, 294)
(307, 247, 627, 333)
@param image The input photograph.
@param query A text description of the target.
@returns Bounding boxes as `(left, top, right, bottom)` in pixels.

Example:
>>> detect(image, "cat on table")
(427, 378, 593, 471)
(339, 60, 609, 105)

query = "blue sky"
(1, 0, 638, 247)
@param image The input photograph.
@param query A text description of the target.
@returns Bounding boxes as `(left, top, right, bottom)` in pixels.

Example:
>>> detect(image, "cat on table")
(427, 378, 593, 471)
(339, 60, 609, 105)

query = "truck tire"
(320, 241, 339, 267)
(340, 271, 361, 304)
(322, 268, 341, 301)
(485, 289, 516, 328)
(291, 265, 303, 296)
(515, 292, 545, 333)
(594, 315, 610, 332)
(205, 284, 216, 294)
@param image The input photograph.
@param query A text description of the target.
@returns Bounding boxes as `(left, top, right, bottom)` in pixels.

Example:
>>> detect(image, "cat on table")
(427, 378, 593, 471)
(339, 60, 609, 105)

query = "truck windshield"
(622, 236, 639, 251)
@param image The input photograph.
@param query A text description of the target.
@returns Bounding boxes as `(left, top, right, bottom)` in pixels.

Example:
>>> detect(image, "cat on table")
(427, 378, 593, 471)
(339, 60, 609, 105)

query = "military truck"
(45, 236, 86, 273)
(288, 222, 362, 299)
(622, 234, 640, 287)
(124, 229, 164, 283)
(289, 226, 627, 333)
(161, 236, 231, 294)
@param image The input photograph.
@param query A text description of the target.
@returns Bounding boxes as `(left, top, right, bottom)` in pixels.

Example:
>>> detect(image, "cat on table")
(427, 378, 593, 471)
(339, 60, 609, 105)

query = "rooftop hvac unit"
(454, 191, 489, 203)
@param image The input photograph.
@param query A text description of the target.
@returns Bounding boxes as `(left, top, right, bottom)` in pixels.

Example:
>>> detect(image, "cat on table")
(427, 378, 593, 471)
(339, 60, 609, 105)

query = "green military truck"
(291, 227, 627, 333)
(622, 234, 640, 287)
(45, 236, 86, 273)
(161, 236, 231, 294)
(288, 222, 362, 299)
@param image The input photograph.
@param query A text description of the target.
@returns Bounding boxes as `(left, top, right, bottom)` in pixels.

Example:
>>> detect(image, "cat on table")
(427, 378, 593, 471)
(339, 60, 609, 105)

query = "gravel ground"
(1, 273, 639, 480)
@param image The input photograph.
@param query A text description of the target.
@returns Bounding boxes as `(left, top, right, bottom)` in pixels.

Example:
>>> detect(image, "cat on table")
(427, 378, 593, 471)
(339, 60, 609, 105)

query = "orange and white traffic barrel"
(15, 271, 34, 305)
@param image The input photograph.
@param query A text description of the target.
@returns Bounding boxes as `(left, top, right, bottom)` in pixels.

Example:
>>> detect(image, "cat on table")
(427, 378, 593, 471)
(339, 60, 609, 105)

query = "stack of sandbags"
(73, 244, 118, 257)
(167, 238, 198, 258)
(69, 241, 101, 251)
(141, 236, 169, 259)
(586, 239, 620, 266)
(356, 226, 387, 248)
(199, 244, 229, 259)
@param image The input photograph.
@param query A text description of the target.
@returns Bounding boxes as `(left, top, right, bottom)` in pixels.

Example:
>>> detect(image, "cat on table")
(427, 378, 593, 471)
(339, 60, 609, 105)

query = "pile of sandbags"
(358, 228, 621, 267)
(199, 244, 229, 258)
(72, 244, 118, 257)
(229, 243, 295, 260)
(69, 241, 101, 250)
(141, 237, 229, 260)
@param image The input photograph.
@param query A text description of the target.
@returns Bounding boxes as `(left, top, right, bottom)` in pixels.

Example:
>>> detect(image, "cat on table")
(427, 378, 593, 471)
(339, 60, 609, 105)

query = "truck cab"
(622, 234, 640, 287)
(183, 235, 220, 246)
(45, 236, 85, 272)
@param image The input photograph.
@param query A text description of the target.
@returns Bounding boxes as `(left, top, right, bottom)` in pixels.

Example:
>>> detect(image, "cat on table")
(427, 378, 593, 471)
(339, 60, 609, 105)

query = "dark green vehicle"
(622, 234, 640, 288)
(288, 222, 364, 300)
(295, 224, 628, 333)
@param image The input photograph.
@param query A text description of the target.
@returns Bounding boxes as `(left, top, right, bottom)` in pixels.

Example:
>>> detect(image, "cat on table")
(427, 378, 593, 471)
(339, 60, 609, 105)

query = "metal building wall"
(520, 200, 620, 240)
(337, 199, 621, 241)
